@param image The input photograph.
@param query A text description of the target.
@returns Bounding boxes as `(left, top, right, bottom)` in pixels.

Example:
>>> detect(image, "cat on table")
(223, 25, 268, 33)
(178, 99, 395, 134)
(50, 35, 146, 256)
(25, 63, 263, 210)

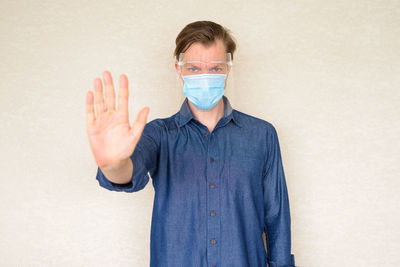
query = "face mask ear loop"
(175, 58, 186, 107)
(224, 58, 236, 109)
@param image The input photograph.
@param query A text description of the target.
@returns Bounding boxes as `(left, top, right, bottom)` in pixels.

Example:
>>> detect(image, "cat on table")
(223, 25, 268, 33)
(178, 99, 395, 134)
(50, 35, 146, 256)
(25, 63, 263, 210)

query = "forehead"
(182, 39, 226, 62)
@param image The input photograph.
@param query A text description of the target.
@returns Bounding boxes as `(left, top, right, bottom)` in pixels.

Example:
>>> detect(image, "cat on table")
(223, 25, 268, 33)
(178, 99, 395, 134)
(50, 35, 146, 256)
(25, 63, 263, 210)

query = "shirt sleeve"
(263, 124, 296, 267)
(95, 119, 161, 193)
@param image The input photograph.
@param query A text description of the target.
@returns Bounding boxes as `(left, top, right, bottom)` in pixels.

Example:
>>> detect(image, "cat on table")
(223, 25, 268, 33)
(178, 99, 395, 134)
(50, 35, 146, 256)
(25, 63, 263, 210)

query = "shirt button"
(210, 211, 216, 216)
(210, 183, 215, 189)
(210, 157, 215, 163)
(210, 239, 216, 244)
(204, 131, 208, 136)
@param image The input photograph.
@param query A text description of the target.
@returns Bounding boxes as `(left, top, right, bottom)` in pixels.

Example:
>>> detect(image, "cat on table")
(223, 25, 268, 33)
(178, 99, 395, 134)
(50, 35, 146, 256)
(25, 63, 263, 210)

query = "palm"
(86, 71, 149, 168)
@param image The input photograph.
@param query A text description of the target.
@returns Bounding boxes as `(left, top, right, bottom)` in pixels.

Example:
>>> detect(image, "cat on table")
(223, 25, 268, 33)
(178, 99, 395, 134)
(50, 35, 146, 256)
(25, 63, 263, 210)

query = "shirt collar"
(176, 95, 242, 128)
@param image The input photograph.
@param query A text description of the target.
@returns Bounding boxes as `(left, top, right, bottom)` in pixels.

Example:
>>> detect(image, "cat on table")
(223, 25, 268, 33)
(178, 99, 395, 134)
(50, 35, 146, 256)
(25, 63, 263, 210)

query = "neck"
(187, 97, 225, 133)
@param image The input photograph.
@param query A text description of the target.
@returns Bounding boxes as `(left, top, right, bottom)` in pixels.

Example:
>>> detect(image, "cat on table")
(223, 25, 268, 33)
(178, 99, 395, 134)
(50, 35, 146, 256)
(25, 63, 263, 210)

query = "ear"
(175, 61, 183, 82)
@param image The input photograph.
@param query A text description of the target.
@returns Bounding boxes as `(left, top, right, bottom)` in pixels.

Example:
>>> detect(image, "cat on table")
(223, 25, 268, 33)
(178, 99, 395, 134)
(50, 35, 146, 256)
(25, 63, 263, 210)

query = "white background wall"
(1, 0, 399, 266)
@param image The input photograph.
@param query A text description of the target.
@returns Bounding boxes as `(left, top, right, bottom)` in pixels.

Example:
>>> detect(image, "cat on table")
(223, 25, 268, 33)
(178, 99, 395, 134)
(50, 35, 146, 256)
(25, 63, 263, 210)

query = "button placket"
(206, 131, 220, 267)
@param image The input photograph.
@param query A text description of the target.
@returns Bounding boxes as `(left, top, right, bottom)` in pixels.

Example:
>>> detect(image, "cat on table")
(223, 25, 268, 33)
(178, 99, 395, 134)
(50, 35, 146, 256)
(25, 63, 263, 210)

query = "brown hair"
(174, 21, 237, 61)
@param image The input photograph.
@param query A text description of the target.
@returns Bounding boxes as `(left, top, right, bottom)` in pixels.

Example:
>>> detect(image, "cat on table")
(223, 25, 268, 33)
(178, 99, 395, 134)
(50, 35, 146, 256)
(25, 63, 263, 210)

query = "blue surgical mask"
(182, 73, 226, 110)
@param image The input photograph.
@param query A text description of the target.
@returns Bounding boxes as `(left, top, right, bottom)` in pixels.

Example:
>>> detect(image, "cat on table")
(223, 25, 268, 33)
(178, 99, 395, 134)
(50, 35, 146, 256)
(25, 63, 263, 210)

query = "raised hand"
(86, 70, 149, 169)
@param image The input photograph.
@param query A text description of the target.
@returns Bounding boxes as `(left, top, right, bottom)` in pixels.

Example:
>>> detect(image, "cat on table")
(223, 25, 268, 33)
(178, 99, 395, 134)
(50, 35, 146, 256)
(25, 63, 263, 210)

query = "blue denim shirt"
(96, 96, 296, 267)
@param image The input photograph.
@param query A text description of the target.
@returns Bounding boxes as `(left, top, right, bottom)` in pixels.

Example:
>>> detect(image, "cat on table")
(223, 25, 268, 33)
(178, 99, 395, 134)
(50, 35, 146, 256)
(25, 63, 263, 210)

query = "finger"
(130, 107, 150, 139)
(103, 70, 116, 114)
(86, 90, 95, 126)
(94, 78, 105, 116)
(117, 74, 129, 114)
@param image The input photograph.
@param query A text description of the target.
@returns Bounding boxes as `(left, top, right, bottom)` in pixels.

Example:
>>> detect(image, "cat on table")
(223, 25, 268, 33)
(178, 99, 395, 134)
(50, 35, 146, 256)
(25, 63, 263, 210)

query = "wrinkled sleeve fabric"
(263, 124, 296, 267)
(96, 120, 161, 193)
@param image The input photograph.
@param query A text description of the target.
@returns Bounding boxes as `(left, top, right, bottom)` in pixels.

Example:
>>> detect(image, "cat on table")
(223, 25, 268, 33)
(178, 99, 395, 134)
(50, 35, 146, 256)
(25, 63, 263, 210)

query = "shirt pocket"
(228, 156, 263, 200)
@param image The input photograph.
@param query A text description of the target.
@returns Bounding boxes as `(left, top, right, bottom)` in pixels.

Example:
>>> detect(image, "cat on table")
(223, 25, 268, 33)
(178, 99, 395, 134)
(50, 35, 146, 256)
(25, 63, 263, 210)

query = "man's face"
(175, 39, 229, 86)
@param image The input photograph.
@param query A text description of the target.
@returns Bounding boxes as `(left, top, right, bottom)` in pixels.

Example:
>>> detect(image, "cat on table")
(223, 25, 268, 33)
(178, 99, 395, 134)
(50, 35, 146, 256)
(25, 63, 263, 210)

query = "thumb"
(130, 107, 150, 139)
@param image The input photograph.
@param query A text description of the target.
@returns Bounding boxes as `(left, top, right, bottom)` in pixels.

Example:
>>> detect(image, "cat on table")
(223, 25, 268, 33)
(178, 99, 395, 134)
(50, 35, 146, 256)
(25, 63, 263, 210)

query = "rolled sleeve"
(263, 125, 296, 267)
(268, 254, 296, 267)
(95, 119, 161, 193)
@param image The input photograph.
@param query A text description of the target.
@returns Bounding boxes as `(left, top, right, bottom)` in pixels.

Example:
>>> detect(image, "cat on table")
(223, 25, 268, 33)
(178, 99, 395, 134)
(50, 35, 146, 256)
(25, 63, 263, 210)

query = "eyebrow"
(184, 62, 203, 67)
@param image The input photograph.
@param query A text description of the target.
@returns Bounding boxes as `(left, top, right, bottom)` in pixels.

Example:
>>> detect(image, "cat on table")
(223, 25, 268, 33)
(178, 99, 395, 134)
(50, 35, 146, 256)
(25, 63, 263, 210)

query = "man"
(86, 21, 296, 267)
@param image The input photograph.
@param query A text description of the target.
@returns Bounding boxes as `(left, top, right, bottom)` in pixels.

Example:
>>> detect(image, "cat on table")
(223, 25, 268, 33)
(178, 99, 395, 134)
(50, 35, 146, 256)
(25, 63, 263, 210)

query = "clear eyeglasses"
(178, 53, 233, 76)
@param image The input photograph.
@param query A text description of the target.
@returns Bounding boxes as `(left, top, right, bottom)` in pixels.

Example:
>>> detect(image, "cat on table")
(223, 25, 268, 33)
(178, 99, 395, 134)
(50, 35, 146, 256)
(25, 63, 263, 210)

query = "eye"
(211, 67, 222, 73)
(187, 67, 199, 72)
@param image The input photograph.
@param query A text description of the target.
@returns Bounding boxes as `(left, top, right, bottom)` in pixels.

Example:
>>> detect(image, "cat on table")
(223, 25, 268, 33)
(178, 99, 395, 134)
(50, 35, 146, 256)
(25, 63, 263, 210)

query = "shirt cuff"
(268, 254, 296, 267)
(95, 150, 150, 193)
